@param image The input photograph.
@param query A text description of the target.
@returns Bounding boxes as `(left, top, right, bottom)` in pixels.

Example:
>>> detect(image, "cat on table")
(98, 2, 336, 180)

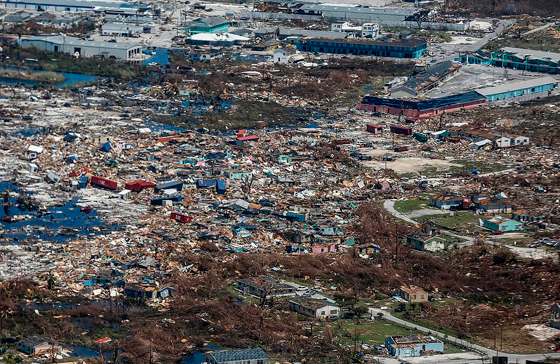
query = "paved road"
(383, 200, 418, 225)
(463, 20, 515, 53)
(523, 22, 556, 37)
(370, 308, 560, 363)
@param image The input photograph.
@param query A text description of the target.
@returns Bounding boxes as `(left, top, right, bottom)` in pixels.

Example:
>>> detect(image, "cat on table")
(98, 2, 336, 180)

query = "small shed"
(118, 189, 132, 200)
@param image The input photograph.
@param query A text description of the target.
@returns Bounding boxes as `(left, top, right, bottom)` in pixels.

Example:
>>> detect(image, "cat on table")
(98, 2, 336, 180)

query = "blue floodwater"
(0, 183, 120, 243)
(143, 48, 169, 66)
(0, 72, 96, 88)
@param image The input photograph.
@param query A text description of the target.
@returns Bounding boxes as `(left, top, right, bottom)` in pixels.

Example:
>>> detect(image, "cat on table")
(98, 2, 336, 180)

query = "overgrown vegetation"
(1, 45, 149, 80)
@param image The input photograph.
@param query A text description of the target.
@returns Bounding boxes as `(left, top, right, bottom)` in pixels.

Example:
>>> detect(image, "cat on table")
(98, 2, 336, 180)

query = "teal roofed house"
(187, 17, 228, 35)
(483, 217, 522, 232)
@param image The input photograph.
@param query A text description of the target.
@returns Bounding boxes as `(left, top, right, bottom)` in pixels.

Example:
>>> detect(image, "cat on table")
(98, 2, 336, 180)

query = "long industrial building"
(357, 91, 487, 120)
(1, 0, 133, 12)
(476, 77, 558, 102)
(296, 38, 427, 59)
(462, 47, 560, 75)
(21, 35, 143, 60)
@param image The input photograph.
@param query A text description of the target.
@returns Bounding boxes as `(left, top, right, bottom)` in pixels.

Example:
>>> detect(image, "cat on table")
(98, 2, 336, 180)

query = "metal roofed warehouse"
(20, 35, 143, 60)
(1, 0, 132, 12)
(476, 76, 558, 102)
(205, 348, 268, 364)
(297, 38, 427, 58)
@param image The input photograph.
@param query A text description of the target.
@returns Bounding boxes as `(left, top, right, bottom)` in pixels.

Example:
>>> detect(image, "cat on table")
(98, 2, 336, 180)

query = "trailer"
(390, 125, 413, 135)
(125, 180, 156, 192)
(170, 212, 192, 223)
(154, 180, 183, 193)
(91, 176, 118, 190)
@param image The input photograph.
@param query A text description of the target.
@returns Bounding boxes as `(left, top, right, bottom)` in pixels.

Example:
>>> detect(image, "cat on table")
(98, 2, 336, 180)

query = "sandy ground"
(523, 324, 560, 341)
(361, 149, 460, 174)
(447, 36, 482, 45)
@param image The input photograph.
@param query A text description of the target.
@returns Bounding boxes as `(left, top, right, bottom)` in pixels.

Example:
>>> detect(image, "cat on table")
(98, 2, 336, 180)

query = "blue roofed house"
(205, 348, 268, 364)
(385, 335, 444, 357)
(483, 217, 523, 232)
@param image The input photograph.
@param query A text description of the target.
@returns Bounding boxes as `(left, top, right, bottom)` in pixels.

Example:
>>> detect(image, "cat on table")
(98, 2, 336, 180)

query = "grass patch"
(331, 318, 417, 346)
(413, 212, 489, 230)
(450, 160, 509, 175)
(394, 199, 430, 213)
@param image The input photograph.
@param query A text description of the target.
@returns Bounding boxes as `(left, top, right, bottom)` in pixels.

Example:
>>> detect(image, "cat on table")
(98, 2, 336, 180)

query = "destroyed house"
(400, 285, 429, 303)
(205, 348, 268, 364)
(125, 180, 155, 192)
(430, 195, 467, 210)
(123, 283, 158, 299)
(475, 197, 512, 214)
(357, 91, 487, 120)
(550, 303, 560, 329)
(512, 210, 544, 223)
(289, 297, 340, 319)
(19, 337, 55, 355)
(385, 335, 444, 357)
(237, 277, 297, 297)
(297, 38, 427, 59)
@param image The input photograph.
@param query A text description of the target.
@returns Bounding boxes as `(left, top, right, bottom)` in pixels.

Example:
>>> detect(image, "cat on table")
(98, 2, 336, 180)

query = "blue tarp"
(99, 142, 112, 152)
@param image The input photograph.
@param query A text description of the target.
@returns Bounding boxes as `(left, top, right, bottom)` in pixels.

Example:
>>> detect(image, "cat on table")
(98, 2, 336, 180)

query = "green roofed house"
(187, 17, 228, 35)
(205, 348, 268, 364)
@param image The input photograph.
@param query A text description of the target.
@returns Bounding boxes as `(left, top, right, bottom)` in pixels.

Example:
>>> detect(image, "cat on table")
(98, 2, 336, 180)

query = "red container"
(366, 124, 382, 134)
(390, 125, 412, 135)
(334, 139, 351, 145)
(171, 212, 192, 223)
(394, 146, 409, 152)
(125, 180, 156, 192)
(237, 135, 259, 142)
(91, 176, 118, 190)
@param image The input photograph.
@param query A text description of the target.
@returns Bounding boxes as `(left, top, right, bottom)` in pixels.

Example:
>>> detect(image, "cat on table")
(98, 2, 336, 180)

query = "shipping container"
(196, 179, 217, 188)
(216, 180, 226, 195)
(237, 135, 259, 142)
(154, 180, 183, 193)
(394, 146, 409, 152)
(413, 132, 428, 142)
(390, 125, 413, 135)
(171, 212, 192, 223)
(150, 196, 182, 206)
(91, 176, 118, 190)
(125, 180, 156, 192)
(366, 124, 383, 134)
(334, 139, 351, 145)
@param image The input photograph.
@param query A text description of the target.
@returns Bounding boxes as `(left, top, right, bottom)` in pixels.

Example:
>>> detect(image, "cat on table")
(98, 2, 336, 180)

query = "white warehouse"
(21, 35, 142, 60)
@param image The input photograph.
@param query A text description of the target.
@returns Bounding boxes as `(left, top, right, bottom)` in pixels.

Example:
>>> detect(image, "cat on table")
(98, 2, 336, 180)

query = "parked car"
(491, 230, 504, 235)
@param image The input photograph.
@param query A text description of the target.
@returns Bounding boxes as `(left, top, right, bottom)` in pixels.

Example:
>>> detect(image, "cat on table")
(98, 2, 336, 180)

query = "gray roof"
(206, 348, 268, 363)
(3, 0, 129, 8)
(22, 35, 142, 50)
(401, 60, 459, 91)
(501, 47, 560, 64)
(477, 76, 558, 96)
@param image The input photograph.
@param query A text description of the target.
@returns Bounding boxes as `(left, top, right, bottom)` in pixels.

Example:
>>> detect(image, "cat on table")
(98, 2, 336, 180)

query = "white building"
(21, 35, 142, 60)
(289, 297, 340, 319)
(362, 23, 380, 38)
